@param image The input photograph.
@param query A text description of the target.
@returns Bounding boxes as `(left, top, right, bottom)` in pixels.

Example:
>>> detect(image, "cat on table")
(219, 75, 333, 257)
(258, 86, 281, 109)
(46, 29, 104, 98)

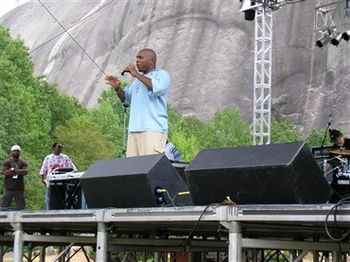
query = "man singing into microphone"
(105, 48, 171, 157)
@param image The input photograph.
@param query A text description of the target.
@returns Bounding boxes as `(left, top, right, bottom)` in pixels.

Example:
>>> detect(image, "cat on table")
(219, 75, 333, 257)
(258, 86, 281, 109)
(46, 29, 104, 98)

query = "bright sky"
(0, 0, 29, 17)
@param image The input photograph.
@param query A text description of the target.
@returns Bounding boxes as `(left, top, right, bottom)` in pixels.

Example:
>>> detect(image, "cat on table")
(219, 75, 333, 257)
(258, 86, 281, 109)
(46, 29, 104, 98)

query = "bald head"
(136, 48, 157, 73)
(139, 48, 157, 63)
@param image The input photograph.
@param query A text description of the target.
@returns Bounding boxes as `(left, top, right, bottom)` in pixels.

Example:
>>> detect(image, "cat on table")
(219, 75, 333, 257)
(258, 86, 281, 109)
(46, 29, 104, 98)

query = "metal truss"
(253, 7, 272, 145)
(250, 0, 306, 144)
(314, 2, 337, 34)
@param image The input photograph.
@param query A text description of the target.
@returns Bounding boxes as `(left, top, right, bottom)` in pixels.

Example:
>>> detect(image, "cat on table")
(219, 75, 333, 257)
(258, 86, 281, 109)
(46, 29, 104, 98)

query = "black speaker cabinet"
(80, 154, 192, 208)
(186, 142, 332, 205)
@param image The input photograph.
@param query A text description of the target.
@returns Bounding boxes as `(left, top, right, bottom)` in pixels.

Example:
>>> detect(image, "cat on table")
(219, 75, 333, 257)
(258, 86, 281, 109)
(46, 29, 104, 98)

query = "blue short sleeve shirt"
(123, 69, 171, 133)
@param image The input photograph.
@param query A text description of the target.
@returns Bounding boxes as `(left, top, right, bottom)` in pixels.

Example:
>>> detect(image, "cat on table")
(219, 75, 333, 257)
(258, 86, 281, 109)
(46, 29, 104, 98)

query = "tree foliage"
(53, 115, 116, 170)
(271, 118, 303, 143)
(306, 129, 332, 148)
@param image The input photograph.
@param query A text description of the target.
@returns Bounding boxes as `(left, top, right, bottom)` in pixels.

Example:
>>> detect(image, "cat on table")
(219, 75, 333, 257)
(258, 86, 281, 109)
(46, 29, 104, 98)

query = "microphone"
(121, 70, 128, 76)
(328, 114, 333, 126)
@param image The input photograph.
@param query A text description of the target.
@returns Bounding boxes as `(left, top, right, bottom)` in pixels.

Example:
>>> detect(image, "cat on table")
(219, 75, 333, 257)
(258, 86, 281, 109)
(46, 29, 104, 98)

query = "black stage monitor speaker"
(186, 142, 332, 205)
(80, 154, 192, 208)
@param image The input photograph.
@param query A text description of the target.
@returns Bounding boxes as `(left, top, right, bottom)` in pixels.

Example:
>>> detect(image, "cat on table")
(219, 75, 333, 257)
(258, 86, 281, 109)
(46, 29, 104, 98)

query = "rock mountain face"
(1, 0, 350, 136)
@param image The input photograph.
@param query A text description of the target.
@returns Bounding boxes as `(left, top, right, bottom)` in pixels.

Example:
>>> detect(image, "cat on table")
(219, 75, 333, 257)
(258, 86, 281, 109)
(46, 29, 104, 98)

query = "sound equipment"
(48, 171, 86, 210)
(186, 142, 332, 205)
(172, 162, 189, 185)
(312, 146, 333, 160)
(80, 154, 192, 208)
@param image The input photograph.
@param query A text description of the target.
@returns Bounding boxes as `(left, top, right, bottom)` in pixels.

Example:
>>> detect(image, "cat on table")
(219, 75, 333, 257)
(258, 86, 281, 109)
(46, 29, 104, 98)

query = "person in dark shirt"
(2, 145, 29, 210)
(327, 130, 350, 202)
(327, 129, 350, 169)
(329, 129, 350, 149)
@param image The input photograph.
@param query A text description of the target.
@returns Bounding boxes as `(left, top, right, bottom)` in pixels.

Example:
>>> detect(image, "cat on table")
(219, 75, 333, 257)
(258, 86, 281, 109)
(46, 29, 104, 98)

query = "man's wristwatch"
(10, 167, 15, 172)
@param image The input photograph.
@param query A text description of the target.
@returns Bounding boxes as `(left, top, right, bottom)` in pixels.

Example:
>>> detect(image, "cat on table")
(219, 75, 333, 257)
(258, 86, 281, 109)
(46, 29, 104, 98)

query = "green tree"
(35, 78, 87, 135)
(170, 131, 200, 162)
(202, 109, 252, 148)
(168, 108, 252, 161)
(90, 89, 129, 157)
(306, 129, 332, 148)
(53, 115, 116, 170)
(0, 28, 51, 158)
(0, 26, 53, 209)
(271, 118, 303, 143)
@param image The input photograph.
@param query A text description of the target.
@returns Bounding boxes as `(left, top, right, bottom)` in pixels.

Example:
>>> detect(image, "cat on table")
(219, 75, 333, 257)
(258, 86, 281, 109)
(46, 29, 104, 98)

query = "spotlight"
(240, 0, 256, 21)
(316, 34, 332, 48)
(239, 0, 262, 21)
(342, 31, 350, 41)
(240, 0, 254, 11)
(331, 33, 342, 46)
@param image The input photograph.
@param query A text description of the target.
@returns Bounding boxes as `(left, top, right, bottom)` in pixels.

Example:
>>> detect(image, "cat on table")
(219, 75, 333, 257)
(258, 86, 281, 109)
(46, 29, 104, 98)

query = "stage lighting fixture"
(240, 0, 261, 21)
(316, 34, 332, 48)
(331, 33, 342, 46)
(240, 0, 255, 21)
(342, 30, 350, 41)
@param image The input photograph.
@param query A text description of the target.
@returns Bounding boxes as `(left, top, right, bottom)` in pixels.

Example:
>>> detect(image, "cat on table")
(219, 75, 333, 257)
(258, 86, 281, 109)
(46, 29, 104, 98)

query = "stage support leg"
(12, 223, 24, 262)
(332, 251, 339, 262)
(27, 242, 33, 261)
(142, 252, 147, 262)
(0, 245, 3, 262)
(58, 246, 64, 262)
(228, 222, 242, 262)
(39, 246, 46, 262)
(154, 252, 159, 262)
(96, 222, 107, 262)
(187, 252, 192, 262)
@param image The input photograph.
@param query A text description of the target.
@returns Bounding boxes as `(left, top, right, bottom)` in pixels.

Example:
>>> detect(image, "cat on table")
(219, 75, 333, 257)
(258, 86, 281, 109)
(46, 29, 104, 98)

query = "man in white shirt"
(39, 143, 77, 209)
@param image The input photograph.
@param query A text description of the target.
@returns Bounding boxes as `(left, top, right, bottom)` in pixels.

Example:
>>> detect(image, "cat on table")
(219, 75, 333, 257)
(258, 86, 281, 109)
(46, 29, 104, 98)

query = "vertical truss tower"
(253, 7, 273, 145)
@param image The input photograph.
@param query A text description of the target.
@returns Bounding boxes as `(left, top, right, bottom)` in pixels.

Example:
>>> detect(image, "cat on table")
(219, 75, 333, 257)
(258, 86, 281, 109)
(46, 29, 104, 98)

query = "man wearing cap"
(39, 143, 77, 209)
(2, 145, 29, 210)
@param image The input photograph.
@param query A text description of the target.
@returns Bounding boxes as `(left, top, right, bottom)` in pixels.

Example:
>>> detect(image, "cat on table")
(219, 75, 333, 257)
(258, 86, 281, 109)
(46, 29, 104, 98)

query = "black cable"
(172, 203, 218, 262)
(173, 192, 192, 207)
(324, 197, 350, 242)
(285, 0, 306, 4)
(31, 0, 114, 54)
(38, 0, 108, 77)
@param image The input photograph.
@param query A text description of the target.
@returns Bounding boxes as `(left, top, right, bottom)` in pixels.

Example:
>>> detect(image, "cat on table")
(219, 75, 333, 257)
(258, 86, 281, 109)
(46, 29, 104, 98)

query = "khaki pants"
(127, 132, 167, 157)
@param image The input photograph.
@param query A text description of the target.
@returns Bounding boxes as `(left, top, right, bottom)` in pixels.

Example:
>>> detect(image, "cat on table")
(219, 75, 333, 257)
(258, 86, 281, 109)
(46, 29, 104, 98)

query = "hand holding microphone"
(120, 64, 138, 77)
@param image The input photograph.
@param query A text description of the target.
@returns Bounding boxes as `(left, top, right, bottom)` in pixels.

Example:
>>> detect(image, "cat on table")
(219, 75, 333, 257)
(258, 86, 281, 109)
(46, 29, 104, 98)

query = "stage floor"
(0, 204, 349, 261)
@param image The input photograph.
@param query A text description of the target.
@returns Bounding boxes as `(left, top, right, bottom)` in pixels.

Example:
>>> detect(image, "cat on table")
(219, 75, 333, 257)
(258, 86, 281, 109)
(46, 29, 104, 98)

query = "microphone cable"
(38, 0, 110, 77)
(172, 203, 218, 262)
(324, 196, 350, 259)
(285, 0, 306, 4)
(31, 0, 114, 54)
(324, 196, 350, 262)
